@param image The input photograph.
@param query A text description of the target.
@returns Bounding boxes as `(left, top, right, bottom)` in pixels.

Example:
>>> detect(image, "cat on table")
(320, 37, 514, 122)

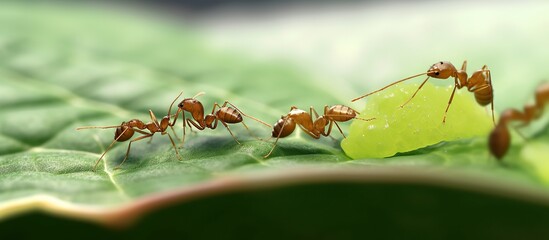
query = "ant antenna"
(76, 125, 121, 130)
(193, 92, 206, 99)
(351, 71, 435, 102)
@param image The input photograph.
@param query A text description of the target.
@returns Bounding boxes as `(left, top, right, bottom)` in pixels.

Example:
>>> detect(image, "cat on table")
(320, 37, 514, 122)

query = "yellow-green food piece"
(521, 142, 549, 184)
(341, 82, 493, 159)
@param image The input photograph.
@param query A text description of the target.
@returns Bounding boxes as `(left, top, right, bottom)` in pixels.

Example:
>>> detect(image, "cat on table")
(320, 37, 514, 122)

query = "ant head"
(427, 61, 456, 79)
(178, 98, 199, 110)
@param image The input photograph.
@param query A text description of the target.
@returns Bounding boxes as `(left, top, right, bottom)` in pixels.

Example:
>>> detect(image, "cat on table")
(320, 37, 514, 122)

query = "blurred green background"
(1, 0, 549, 239)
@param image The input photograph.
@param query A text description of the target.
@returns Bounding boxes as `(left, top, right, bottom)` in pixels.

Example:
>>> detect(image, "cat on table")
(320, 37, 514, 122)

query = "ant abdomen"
(326, 105, 357, 122)
(488, 124, 511, 159)
(115, 124, 134, 142)
(216, 107, 243, 124)
(468, 70, 493, 106)
(272, 118, 296, 138)
(474, 88, 493, 106)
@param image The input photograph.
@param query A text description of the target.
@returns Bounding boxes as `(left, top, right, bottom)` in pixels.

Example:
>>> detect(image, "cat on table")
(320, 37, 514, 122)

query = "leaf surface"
(1, 2, 549, 238)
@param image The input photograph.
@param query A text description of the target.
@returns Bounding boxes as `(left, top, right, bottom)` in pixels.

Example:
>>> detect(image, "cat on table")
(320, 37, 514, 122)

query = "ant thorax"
(313, 116, 329, 130)
(205, 114, 216, 128)
(289, 108, 306, 116)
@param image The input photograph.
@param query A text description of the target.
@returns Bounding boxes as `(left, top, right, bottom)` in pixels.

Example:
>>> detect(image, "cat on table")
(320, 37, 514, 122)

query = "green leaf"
(1, 2, 549, 239)
(0, 2, 350, 217)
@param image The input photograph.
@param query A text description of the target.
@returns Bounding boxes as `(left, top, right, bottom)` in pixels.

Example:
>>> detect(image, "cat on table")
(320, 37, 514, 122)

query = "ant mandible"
(77, 92, 183, 171)
(263, 104, 375, 158)
(489, 83, 549, 159)
(351, 61, 495, 124)
(171, 92, 271, 145)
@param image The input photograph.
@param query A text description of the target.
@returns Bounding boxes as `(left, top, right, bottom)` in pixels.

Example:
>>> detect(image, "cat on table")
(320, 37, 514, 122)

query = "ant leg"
(239, 120, 264, 141)
(323, 121, 334, 137)
(93, 139, 117, 171)
(491, 101, 496, 126)
(310, 106, 320, 119)
(182, 118, 203, 145)
(166, 132, 182, 160)
(168, 109, 182, 142)
(147, 109, 166, 144)
(310, 106, 328, 136)
(169, 125, 180, 142)
(92, 127, 130, 172)
(181, 113, 187, 146)
(179, 113, 203, 146)
(147, 109, 162, 143)
(187, 118, 204, 130)
(400, 76, 430, 108)
(131, 128, 153, 144)
(220, 121, 241, 144)
(333, 121, 346, 138)
(297, 125, 321, 139)
(264, 116, 291, 158)
(211, 102, 222, 114)
(210, 118, 219, 129)
(485, 69, 496, 126)
(149, 110, 159, 126)
(512, 126, 528, 141)
(114, 134, 153, 170)
(471, 83, 495, 125)
(442, 84, 458, 124)
(461, 60, 468, 71)
(321, 121, 339, 141)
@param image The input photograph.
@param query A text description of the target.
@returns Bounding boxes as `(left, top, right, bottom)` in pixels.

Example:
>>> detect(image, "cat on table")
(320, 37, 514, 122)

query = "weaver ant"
(263, 104, 375, 158)
(77, 92, 184, 171)
(352, 61, 495, 124)
(171, 92, 271, 145)
(489, 83, 549, 159)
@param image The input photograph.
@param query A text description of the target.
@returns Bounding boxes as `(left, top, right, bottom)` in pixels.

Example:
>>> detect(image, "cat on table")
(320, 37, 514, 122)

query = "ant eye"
(435, 72, 440, 76)
(440, 61, 443, 64)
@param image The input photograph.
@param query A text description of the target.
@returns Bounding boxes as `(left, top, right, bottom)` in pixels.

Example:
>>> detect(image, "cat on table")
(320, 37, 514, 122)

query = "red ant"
(77, 92, 184, 171)
(489, 83, 549, 159)
(264, 104, 375, 158)
(352, 61, 495, 124)
(171, 92, 271, 145)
